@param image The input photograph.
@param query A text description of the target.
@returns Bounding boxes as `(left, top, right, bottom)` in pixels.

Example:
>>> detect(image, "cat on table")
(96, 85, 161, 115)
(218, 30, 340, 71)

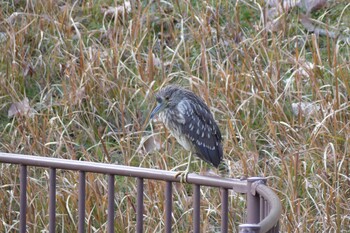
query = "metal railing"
(0, 152, 281, 233)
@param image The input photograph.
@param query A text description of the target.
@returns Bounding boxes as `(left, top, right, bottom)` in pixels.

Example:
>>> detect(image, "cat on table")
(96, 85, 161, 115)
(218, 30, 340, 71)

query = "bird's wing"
(176, 99, 222, 167)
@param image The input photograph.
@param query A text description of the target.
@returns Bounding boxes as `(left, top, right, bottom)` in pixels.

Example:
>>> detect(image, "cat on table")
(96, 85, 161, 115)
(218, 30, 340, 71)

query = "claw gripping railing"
(0, 152, 281, 233)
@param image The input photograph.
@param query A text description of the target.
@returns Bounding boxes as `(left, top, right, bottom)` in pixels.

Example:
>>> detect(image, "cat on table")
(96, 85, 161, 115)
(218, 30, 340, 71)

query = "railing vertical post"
(20, 165, 27, 233)
(221, 188, 228, 233)
(165, 181, 172, 233)
(193, 184, 200, 233)
(108, 174, 115, 233)
(264, 199, 269, 219)
(246, 177, 266, 224)
(136, 177, 144, 233)
(259, 196, 264, 221)
(239, 177, 267, 233)
(49, 168, 56, 233)
(78, 171, 86, 233)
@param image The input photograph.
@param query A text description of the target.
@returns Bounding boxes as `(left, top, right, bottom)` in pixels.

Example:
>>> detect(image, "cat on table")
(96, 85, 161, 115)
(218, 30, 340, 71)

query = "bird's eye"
(165, 95, 170, 101)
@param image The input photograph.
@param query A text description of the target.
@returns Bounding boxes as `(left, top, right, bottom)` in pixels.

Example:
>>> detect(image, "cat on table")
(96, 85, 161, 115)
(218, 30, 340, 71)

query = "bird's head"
(150, 85, 183, 119)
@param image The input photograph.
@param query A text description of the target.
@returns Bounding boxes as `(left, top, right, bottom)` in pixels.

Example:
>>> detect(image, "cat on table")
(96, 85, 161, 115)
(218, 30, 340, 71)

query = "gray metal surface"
(221, 188, 229, 233)
(0, 152, 247, 190)
(49, 168, 56, 233)
(136, 177, 144, 233)
(78, 171, 86, 233)
(165, 181, 172, 233)
(193, 184, 201, 233)
(20, 165, 27, 233)
(255, 184, 282, 232)
(108, 174, 115, 233)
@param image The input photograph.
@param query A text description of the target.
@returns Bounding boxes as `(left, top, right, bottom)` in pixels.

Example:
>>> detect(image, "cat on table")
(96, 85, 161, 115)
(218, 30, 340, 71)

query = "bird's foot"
(175, 170, 189, 183)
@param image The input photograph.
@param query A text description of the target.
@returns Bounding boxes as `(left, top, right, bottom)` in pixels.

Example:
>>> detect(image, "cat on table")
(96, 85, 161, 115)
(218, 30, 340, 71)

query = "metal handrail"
(0, 152, 281, 233)
(240, 178, 282, 233)
(0, 152, 247, 191)
(256, 184, 282, 232)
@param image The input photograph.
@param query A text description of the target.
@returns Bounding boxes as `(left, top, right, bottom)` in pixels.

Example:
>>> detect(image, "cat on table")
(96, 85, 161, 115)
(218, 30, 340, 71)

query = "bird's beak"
(150, 103, 164, 119)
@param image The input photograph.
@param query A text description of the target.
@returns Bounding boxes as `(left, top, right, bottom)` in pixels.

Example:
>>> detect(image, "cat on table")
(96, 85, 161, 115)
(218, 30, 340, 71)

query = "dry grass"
(0, 0, 350, 232)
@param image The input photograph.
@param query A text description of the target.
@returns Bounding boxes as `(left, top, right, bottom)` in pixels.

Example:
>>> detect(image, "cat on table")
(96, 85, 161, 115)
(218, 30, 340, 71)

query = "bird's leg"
(175, 152, 192, 183)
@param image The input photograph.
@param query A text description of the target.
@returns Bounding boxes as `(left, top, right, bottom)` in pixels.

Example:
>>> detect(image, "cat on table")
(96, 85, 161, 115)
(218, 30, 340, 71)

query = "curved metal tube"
(256, 184, 282, 233)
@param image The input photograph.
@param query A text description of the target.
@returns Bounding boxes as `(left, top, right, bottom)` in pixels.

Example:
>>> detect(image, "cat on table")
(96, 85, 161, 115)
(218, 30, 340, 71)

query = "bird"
(150, 85, 223, 182)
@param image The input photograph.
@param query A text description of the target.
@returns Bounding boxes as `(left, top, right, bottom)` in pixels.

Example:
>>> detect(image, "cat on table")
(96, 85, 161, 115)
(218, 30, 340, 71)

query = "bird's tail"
(218, 160, 230, 177)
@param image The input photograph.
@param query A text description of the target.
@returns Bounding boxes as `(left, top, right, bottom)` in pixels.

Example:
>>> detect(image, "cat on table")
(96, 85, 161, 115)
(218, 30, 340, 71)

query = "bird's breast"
(158, 110, 192, 151)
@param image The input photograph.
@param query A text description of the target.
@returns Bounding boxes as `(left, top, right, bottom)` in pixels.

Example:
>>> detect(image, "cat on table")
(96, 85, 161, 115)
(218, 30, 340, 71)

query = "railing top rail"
(256, 183, 282, 232)
(0, 152, 247, 192)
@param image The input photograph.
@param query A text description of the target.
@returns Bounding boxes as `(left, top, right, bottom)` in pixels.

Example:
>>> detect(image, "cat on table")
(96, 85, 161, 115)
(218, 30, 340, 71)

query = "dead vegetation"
(0, 0, 349, 232)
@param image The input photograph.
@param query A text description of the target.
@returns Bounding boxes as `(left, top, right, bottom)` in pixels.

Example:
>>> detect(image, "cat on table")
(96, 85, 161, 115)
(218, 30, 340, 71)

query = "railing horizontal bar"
(165, 181, 172, 233)
(20, 165, 27, 233)
(108, 174, 115, 233)
(0, 153, 247, 191)
(49, 168, 56, 233)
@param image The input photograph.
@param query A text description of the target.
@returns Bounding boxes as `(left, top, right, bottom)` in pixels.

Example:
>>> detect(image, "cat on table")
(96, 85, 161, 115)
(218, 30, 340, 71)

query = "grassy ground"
(1, 0, 349, 232)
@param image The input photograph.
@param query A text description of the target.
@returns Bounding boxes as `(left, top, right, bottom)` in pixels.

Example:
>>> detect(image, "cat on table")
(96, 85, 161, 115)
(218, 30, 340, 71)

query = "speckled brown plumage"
(150, 85, 223, 168)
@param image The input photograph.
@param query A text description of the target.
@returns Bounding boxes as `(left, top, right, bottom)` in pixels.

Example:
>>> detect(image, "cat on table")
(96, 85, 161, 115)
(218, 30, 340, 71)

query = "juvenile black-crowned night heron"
(150, 85, 223, 182)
